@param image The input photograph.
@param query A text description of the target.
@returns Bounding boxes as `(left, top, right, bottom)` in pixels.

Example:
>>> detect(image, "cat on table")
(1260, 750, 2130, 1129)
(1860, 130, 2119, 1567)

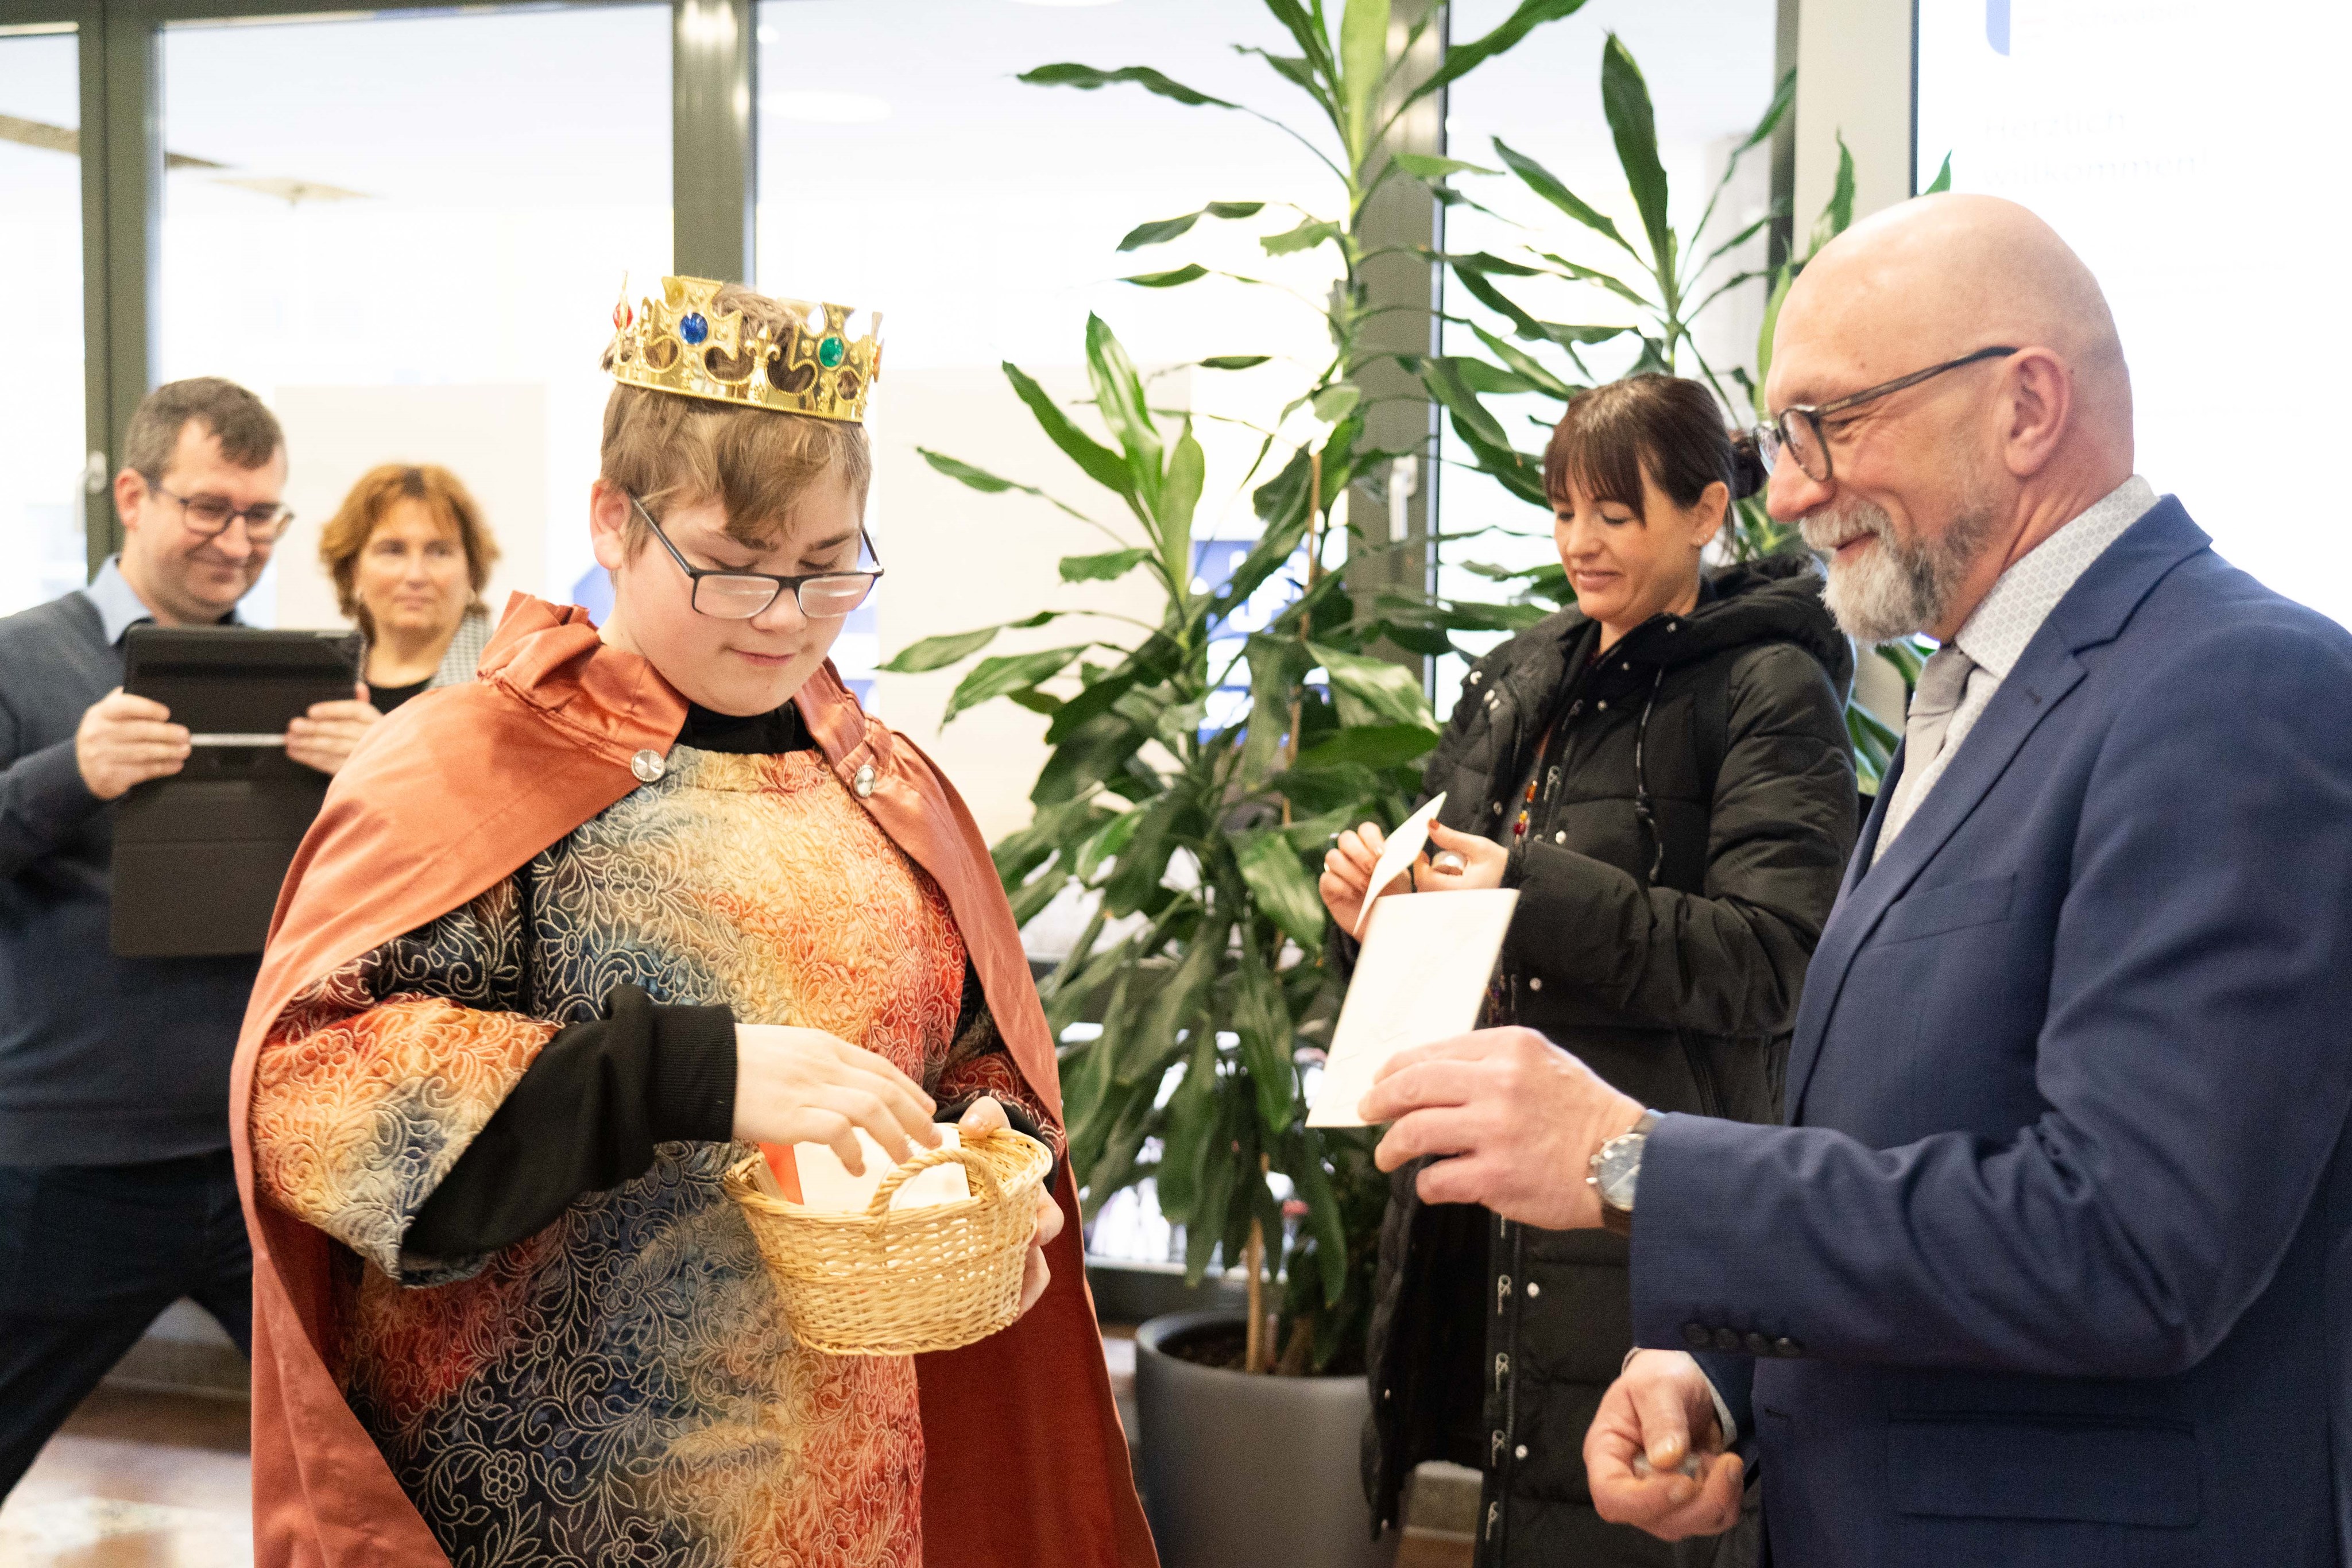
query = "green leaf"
(1085, 314, 1163, 521)
(1156, 420, 1207, 556)
(1060, 547, 1152, 583)
(1031, 711, 1151, 806)
(1102, 791, 1186, 916)
(1117, 200, 1266, 251)
(1527, 249, 1656, 312)
(1286, 1127, 1352, 1305)
(1262, 217, 1342, 256)
(1121, 264, 1210, 288)
(915, 447, 1098, 525)
(1922, 150, 1953, 196)
(1124, 911, 1228, 1090)
(1154, 1024, 1221, 1218)
(1811, 131, 1856, 257)
(1019, 63, 1241, 109)
(1232, 938, 1298, 1135)
(1262, 0, 1339, 86)
(1599, 35, 1673, 278)
(1238, 636, 1313, 788)
(1001, 359, 1134, 503)
(1405, 0, 1588, 110)
(1421, 357, 1548, 507)
(1338, 0, 1391, 161)
(1074, 804, 1146, 884)
(1290, 722, 1441, 772)
(1494, 136, 1637, 258)
(880, 624, 1001, 673)
(1199, 354, 1272, 370)
(1310, 384, 1363, 422)
(943, 646, 1088, 723)
(1309, 641, 1437, 730)
(1392, 152, 1500, 181)
(1235, 829, 1328, 949)
(1468, 323, 1580, 400)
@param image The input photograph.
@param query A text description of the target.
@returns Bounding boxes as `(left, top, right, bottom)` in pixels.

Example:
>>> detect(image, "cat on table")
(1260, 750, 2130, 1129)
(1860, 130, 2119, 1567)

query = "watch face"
(1596, 1136, 1642, 1210)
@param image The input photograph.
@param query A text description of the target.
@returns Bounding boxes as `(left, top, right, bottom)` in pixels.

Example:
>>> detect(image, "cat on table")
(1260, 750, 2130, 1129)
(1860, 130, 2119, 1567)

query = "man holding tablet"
(0, 377, 380, 1497)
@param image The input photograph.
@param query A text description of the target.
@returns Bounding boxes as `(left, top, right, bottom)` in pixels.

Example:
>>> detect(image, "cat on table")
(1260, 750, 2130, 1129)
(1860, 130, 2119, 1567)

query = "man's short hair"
(123, 377, 284, 480)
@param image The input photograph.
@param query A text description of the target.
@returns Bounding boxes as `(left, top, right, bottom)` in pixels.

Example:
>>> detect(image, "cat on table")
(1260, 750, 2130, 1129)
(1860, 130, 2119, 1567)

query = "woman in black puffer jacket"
(1321, 376, 1858, 1568)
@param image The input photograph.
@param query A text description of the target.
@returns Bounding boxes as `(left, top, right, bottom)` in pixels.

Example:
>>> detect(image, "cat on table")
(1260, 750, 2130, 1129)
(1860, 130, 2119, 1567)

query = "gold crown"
(603, 275, 882, 423)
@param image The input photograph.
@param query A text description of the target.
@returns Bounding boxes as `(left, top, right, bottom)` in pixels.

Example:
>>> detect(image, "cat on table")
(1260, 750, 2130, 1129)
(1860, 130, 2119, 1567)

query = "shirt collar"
(1951, 474, 2158, 680)
(81, 556, 246, 645)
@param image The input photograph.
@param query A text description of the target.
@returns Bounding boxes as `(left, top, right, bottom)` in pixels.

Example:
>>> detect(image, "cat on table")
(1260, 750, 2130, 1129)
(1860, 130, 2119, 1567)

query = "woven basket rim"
(723, 1128, 1050, 1232)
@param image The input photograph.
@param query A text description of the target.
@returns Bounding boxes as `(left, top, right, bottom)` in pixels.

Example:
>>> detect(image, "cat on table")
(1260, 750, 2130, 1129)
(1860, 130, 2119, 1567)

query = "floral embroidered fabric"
(249, 745, 1057, 1567)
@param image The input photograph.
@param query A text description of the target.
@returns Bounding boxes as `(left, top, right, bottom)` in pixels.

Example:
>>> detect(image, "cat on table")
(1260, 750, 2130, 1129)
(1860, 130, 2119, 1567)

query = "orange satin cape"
(226, 597, 1157, 1568)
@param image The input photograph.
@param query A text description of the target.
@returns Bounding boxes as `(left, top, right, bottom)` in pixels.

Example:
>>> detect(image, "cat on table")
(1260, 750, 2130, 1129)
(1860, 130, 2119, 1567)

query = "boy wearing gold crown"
(227, 280, 1155, 1568)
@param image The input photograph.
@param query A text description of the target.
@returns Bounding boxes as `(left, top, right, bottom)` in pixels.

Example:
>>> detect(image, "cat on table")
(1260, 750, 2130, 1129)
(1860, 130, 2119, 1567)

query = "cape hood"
(227, 595, 1156, 1567)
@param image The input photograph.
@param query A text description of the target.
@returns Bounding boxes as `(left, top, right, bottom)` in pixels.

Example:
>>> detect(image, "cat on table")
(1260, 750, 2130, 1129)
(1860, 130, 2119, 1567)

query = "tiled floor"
(0, 1388, 253, 1568)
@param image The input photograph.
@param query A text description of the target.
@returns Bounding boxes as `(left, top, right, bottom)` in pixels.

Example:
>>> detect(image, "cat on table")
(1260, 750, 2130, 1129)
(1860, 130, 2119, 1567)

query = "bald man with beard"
(1352, 193, 2352, 1567)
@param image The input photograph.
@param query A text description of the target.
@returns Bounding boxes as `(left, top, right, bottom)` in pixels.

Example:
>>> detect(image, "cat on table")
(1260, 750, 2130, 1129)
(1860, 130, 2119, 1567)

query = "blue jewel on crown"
(679, 311, 710, 346)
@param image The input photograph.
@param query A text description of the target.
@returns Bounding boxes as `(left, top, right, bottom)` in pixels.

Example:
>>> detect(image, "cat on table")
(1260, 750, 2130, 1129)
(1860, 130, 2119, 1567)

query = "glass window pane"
(754, 0, 1336, 837)
(0, 26, 88, 616)
(159, 6, 672, 629)
(1432, 1, 1782, 711)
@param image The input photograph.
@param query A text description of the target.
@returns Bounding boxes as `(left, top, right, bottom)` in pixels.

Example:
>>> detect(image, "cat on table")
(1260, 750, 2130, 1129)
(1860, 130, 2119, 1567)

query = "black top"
(406, 695, 1050, 1264)
(0, 591, 261, 1163)
(367, 676, 430, 714)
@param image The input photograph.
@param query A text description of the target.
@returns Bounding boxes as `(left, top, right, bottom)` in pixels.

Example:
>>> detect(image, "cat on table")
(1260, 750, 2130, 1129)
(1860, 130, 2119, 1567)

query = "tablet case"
(113, 626, 363, 958)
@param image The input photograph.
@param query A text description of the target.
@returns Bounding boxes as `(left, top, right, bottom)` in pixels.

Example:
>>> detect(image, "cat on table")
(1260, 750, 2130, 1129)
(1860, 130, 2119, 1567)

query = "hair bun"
(1726, 428, 1769, 501)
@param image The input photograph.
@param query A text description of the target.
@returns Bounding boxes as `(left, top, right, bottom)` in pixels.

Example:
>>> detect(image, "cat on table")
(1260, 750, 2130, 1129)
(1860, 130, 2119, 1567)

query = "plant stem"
(1245, 1151, 1273, 1374)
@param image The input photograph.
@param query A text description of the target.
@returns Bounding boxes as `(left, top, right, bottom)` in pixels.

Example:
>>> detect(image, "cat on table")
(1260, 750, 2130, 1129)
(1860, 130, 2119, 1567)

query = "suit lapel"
(1786, 636, 2087, 1118)
(1782, 495, 2212, 1123)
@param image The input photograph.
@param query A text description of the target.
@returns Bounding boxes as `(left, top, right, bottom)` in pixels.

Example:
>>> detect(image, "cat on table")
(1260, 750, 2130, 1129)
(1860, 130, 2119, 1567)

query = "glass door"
(0, 23, 91, 615)
(157, 3, 674, 627)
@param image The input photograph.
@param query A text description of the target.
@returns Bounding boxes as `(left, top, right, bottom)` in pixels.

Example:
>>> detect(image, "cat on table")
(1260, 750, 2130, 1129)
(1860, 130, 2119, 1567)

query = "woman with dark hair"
(316, 463, 500, 713)
(1325, 374, 1858, 1567)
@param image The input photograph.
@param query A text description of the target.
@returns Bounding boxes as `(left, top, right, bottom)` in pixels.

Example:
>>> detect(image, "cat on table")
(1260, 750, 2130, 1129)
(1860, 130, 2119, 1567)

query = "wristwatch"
(1588, 1110, 1660, 1237)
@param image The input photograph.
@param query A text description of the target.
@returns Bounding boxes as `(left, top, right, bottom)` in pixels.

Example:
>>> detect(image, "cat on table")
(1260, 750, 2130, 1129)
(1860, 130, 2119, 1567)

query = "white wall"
(868, 368, 1175, 846)
(268, 384, 548, 634)
(1793, 0, 1914, 234)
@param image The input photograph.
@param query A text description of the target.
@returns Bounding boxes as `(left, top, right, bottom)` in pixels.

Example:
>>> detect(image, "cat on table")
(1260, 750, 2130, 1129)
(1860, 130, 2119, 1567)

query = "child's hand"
(731, 1025, 941, 1172)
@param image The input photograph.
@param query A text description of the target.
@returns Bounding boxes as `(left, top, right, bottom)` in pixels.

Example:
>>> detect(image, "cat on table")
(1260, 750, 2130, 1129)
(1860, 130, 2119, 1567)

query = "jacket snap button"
(1525, 1280, 1540, 1298)
(630, 749, 666, 783)
(1515, 1444, 1528, 1461)
(853, 763, 876, 797)
(1528, 976, 1542, 992)
(1553, 830, 1565, 843)
(1596, 699, 1608, 710)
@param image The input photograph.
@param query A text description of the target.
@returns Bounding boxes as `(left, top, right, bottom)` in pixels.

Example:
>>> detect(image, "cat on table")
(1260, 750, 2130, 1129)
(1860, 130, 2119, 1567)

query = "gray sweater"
(0, 588, 260, 1165)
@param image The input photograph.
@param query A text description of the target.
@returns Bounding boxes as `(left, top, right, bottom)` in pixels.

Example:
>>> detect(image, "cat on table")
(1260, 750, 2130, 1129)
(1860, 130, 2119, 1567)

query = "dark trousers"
(0, 1150, 252, 1497)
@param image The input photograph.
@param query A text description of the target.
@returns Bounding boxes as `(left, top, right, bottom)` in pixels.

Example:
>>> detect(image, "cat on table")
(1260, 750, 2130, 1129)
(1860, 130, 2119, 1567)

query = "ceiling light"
(762, 91, 891, 124)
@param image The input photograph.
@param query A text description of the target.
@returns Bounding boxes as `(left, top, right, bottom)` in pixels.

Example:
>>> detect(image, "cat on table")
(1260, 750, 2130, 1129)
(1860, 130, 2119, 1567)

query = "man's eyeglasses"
(149, 480, 293, 544)
(1751, 346, 2020, 484)
(629, 493, 883, 621)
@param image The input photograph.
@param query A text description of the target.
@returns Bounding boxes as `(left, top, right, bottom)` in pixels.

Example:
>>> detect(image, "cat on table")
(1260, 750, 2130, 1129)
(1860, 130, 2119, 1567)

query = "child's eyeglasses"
(629, 493, 883, 621)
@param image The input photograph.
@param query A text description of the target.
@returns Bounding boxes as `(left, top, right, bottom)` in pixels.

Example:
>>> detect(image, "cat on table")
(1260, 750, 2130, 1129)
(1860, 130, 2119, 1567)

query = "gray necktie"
(1875, 644, 1976, 858)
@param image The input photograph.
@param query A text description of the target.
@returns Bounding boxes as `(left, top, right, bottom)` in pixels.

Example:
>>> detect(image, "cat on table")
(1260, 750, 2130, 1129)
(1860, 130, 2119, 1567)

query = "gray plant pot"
(1134, 1310, 1382, 1568)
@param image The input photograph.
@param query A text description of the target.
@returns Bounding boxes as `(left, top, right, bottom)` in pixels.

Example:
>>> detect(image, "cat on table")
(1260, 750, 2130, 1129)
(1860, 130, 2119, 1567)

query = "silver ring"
(1432, 850, 1468, 874)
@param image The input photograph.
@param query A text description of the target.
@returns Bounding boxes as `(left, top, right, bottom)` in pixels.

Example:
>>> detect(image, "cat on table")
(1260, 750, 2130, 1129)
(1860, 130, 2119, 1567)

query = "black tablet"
(112, 626, 363, 958)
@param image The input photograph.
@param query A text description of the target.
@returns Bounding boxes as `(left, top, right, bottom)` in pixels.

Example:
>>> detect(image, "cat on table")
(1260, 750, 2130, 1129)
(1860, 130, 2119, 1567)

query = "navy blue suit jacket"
(1630, 499, 2352, 1566)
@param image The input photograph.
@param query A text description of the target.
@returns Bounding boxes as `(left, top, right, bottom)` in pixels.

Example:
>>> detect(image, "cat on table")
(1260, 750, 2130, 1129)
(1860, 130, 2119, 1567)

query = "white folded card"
(788, 1126, 972, 1213)
(1353, 791, 1448, 937)
(1310, 887, 1519, 1127)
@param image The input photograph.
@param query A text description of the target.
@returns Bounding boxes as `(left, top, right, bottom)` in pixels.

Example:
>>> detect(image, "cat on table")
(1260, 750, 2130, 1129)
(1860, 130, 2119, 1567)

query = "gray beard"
(1805, 497, 1998, 645)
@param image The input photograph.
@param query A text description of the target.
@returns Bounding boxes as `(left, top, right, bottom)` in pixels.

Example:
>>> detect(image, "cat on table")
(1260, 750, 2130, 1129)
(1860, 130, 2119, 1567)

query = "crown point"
(817, 335, 846, 369)
(613, 301, 632, 330)
(679, 312, 710, 346)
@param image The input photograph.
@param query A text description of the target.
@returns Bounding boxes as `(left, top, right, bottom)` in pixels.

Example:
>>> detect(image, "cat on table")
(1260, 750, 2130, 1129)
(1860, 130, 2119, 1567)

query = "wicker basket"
(722, 1129, 1052, 1357)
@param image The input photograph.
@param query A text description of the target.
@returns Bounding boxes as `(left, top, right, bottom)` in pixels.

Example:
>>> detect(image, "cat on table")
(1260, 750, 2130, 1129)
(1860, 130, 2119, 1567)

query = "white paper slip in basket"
(1310, 886, 1519, 1127)
(788, 1126, 972, 1212)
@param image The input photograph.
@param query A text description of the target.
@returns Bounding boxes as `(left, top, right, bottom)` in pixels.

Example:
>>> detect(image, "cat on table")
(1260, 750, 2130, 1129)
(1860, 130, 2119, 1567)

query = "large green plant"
(1413, 32, 1951, 785)
(884, 0, 1587, 1375)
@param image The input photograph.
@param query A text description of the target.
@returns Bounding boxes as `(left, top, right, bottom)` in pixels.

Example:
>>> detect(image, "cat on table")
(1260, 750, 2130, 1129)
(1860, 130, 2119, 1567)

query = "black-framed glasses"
(629, 493, 883, 621)
(1752, 346, 2020, 483)
(148, 479, 293, 544)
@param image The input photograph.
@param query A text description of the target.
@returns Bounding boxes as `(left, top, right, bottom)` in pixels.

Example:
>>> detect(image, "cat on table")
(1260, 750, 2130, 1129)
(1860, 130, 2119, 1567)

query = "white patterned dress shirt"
(1873, 475, 2158, 860)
